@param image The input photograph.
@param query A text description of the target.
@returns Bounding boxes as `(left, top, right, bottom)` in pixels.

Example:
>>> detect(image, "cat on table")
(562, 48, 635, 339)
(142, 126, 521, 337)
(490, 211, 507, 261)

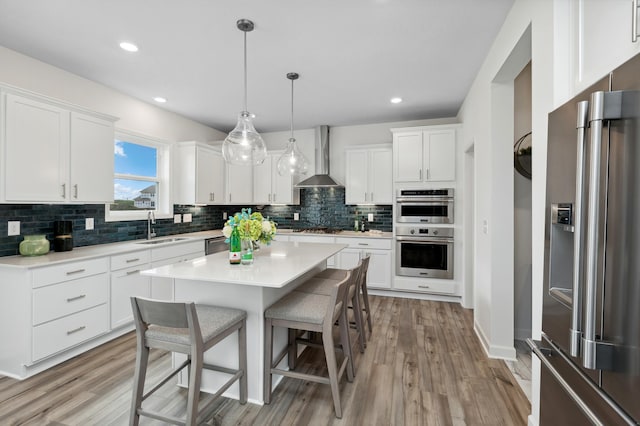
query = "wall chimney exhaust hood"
(295, 125, 344, 188)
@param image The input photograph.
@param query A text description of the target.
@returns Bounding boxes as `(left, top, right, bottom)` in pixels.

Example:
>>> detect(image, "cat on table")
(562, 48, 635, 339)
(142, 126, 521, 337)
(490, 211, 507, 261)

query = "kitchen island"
(140, 240, 347, 404)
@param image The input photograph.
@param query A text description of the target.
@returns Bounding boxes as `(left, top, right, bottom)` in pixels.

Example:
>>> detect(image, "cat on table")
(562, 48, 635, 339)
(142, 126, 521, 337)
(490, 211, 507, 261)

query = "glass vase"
(19, 234, 50, 256)
(241, 239, 254, 265)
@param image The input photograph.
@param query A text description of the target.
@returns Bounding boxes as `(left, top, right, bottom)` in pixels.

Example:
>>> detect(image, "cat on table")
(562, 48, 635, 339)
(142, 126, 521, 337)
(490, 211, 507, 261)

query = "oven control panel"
(395, 226, 454, 238)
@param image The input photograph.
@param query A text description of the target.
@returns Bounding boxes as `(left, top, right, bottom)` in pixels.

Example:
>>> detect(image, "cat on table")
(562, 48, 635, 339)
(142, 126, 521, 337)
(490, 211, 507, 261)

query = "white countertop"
(140, 241, 347, 288)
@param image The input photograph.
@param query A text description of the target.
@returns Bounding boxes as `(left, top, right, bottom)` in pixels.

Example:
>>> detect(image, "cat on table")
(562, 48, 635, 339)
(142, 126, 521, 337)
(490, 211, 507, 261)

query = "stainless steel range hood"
(295, 125, 343, 188)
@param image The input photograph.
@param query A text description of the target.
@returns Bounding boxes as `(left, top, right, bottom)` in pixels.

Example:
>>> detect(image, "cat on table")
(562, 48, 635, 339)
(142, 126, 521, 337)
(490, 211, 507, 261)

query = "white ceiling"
(0, 0, 513, 133)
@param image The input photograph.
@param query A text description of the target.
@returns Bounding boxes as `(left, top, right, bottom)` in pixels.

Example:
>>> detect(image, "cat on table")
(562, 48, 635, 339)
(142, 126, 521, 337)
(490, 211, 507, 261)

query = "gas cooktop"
(292, 227, 343, 234)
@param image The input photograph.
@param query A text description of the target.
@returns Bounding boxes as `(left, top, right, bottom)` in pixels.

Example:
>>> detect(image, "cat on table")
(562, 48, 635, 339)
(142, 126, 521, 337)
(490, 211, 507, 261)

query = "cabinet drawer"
(111, 250, 150, 271)
(32, 258, 108, 288)
(393, 278, 457, 295)
(151, 241, 203, 262)
(32, 303, 108, 362)
(33, 273, 108, 325)
(335, 237, 392, 250)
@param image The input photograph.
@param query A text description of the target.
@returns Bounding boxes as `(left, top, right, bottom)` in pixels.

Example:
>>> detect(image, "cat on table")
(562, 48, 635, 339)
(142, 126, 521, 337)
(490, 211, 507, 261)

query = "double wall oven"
(395, 188, 454, 280)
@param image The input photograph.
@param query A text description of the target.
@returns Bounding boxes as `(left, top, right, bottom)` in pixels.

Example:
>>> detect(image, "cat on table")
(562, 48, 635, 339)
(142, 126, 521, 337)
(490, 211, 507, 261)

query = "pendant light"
(277, 72, 310, 176)
(222, 19, 267, 166)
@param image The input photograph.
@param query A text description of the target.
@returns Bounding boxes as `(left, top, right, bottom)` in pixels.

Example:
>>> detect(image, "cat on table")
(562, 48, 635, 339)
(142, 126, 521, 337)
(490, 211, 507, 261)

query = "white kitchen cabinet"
(345, 145, 392, 204)
(334, 237, 392, 289)
(173, 142, 224, 205)
(392, 126, 457, 183)
(226, 163, 253, 204)
(254, 152, 299, 205)
(150, 240, 204, 301)
(2, 90, 117, 203)
(110, 250, 151, 329)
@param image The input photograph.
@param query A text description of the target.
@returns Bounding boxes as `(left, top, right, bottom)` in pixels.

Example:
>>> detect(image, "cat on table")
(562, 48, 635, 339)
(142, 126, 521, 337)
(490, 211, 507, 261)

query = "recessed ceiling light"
(153, 97, 167, 103)
(390, 97, 403, 104)
(119, 41, 139, 52)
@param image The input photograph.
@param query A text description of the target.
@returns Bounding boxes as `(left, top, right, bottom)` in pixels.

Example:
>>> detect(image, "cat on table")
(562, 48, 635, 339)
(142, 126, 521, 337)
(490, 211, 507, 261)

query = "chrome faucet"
(147, 211, 156, 240)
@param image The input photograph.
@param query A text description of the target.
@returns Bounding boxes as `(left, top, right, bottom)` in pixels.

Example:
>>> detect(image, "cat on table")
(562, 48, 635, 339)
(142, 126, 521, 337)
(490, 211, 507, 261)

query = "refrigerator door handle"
(570, 100, 590, 358)
(583, 91, 605, 370)
(527, 338, 605, 426)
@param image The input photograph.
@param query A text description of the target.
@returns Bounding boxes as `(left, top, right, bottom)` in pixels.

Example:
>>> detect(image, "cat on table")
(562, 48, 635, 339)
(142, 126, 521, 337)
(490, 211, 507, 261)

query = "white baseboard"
(528, 414, 538, 426)
(473, 320, 517, 360)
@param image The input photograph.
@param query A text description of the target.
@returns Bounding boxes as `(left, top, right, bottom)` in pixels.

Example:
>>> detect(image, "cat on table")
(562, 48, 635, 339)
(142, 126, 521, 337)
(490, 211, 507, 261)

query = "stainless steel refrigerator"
(529, 52, 640, 425)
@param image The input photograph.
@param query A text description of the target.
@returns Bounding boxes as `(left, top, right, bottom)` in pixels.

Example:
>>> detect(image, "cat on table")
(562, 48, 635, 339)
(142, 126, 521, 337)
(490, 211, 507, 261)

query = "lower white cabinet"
(150, 241, 204, 301)
(287, 234, 337, 267)
(110, 249, 151, 329)
(335, 237, 392, 289)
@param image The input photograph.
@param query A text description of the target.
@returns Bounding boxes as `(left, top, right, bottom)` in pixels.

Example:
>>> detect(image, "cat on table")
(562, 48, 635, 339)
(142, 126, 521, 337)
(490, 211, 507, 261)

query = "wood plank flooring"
(0, 296, 530, 425)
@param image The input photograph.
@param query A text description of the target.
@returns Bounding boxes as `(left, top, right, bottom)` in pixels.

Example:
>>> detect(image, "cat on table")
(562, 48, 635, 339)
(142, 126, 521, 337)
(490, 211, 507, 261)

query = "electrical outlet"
(293, 212, 300, 221)
(174, 214, 182, 224)
(85, 218, 94, 230)
(7, 221, 20, 236)
(367, 213, 374, 222)
(183, 213, 192, 223)
(482, 219, 489, 234)
(223, 212, 228, 220)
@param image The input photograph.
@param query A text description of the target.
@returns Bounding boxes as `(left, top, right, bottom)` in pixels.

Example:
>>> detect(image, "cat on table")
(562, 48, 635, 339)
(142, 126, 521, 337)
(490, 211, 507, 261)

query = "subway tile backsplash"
(0, 187, 391, 257)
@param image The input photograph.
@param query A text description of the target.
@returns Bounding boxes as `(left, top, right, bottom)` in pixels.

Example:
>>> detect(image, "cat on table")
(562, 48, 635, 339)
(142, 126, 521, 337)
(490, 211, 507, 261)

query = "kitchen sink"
(136, 237, 190, 245)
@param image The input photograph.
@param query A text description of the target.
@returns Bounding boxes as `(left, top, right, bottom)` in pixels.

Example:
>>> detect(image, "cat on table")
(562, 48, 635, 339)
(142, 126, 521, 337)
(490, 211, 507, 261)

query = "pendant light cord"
(243, 31, 248, 112)
(290, 77, 294, 140)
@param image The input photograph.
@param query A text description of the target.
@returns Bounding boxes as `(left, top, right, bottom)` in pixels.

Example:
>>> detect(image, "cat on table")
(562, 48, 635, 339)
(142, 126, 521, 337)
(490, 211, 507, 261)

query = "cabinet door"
(253, 156, 272, 204)
(425, 129, 455, 181)
(365, 250, 392, 289)
(393, 132, 423, 182)
(227, 164, 253, 204)
(110, 268, 150, 329)
(369, 149, 393, 204)
(272, 158, 294, 204)
(70, 112, 114, 202)
(337, 248, 361, 270)
(210, 152, 225, 204)
(195, 148, 220, 204)
(4, 94, 69, 202)
(345, 150, 368, 204)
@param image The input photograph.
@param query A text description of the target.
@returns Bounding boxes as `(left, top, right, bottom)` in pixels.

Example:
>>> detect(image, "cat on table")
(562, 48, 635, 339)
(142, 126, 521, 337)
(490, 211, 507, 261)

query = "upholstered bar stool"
(129, 297, 247, 426)
(298, 261, 366, 354)
(263, 272, 354, 418)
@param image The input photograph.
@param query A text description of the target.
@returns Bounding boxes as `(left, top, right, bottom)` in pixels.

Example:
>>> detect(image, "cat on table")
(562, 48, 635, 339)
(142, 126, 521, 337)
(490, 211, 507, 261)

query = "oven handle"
(396, 236, 454, 243)
(396, 197, 453, 203)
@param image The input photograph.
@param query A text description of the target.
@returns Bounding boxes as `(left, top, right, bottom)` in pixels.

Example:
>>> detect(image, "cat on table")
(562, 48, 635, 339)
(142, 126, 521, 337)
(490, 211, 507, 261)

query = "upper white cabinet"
(392, 125, 457, 183)
(345, 145, 392, 204)
(226, 163, 253, 204)
(253, 152, 299, 205)
(173, 142, 224, 205)
(2, 89, 117, 203)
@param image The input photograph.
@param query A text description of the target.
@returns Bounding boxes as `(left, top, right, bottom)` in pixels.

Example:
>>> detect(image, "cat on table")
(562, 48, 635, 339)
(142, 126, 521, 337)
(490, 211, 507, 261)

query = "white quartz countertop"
(279, 229, 392, 239)
(140, 241, 347, 288)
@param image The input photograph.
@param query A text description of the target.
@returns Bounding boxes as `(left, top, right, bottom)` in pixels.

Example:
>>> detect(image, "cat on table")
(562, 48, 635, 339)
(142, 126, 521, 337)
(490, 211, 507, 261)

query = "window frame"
(105, 129, 172, 222)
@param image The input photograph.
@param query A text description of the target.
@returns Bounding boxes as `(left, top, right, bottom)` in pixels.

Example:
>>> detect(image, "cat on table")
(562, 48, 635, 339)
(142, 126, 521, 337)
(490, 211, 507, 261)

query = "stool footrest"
(142, 359, 190, 401)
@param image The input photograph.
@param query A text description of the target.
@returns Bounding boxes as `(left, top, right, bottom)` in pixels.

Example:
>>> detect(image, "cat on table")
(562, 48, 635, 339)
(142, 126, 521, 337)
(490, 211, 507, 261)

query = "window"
(105, 130, 171, 222)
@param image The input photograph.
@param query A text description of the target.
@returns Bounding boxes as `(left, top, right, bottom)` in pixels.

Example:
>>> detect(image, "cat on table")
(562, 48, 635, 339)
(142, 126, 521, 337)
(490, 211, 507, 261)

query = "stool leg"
(322, 327, 343, 419)
(351, 291, 366, 353)
(362, 286, 373, 335)
(185, 351, 203, 426)
(339, 309, 355, 382)
(287, 328, 297, 369)
(263, 317, 274, 404)
(129, 343, 149, 426)
(238, 320, 248, 404)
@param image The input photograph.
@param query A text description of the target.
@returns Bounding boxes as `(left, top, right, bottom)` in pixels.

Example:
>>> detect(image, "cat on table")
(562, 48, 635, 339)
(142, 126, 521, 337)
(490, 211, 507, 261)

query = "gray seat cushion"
(265, 291, 330, 324)
(296, 277, 339, 296)
(314, 268, 349, 280)
(146, 305, 246, 346)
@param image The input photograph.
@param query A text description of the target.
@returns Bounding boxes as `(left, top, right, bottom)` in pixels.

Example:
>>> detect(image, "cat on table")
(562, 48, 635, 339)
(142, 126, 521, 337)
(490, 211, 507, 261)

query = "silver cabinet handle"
(66, 268, 86, 275)
(419, 169, 422, 180)
(126, 258, 140, 263)
(67, 326, 86, 335)
(583, 91, 605, 370)
(126, 270, 140, 275)
(66, 294, 86, 302)
(212, 192, 215, 201)
(426, 168, 430, 180)
(570, 100, 590, 357)
(357, 243, 369, 246)
(268, 193, 271, 202)
(370, 192, 373, 201)
(229, 193, 232, 203)
(73, 184, 78, 199)
(634, 0, 639, 42)
(418, 285, 430, 289)
(61, 183, 66, 198)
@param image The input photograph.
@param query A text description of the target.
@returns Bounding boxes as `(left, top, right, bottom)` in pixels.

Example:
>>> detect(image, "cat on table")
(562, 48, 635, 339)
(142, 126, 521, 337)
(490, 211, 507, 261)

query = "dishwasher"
(204, 236, 227, 255)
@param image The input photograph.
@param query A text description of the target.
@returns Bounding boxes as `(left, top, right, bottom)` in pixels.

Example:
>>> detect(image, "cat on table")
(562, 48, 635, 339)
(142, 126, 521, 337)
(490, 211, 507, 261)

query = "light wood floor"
(0, 296, 530, 425)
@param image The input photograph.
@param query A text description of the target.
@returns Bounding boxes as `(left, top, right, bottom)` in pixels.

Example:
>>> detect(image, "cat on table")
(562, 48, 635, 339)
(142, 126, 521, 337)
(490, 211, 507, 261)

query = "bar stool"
(263, 272, 354, 418)
(298, 261, 366, 354)
(129, 297, 247, 426)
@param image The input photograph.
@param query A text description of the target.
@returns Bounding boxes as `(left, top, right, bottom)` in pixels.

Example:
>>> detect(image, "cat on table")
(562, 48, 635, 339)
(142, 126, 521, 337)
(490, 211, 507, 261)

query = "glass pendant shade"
(223, 111, 267, 166)
(277, 137, 309, 176)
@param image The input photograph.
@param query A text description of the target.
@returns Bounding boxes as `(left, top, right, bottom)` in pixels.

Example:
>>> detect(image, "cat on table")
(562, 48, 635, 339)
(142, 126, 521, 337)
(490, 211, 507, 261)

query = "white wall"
(0, 45, 225, 143)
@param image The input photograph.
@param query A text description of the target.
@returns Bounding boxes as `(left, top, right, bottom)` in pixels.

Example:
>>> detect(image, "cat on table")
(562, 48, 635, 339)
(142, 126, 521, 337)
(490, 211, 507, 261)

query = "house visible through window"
(105, 131, 170, 221)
